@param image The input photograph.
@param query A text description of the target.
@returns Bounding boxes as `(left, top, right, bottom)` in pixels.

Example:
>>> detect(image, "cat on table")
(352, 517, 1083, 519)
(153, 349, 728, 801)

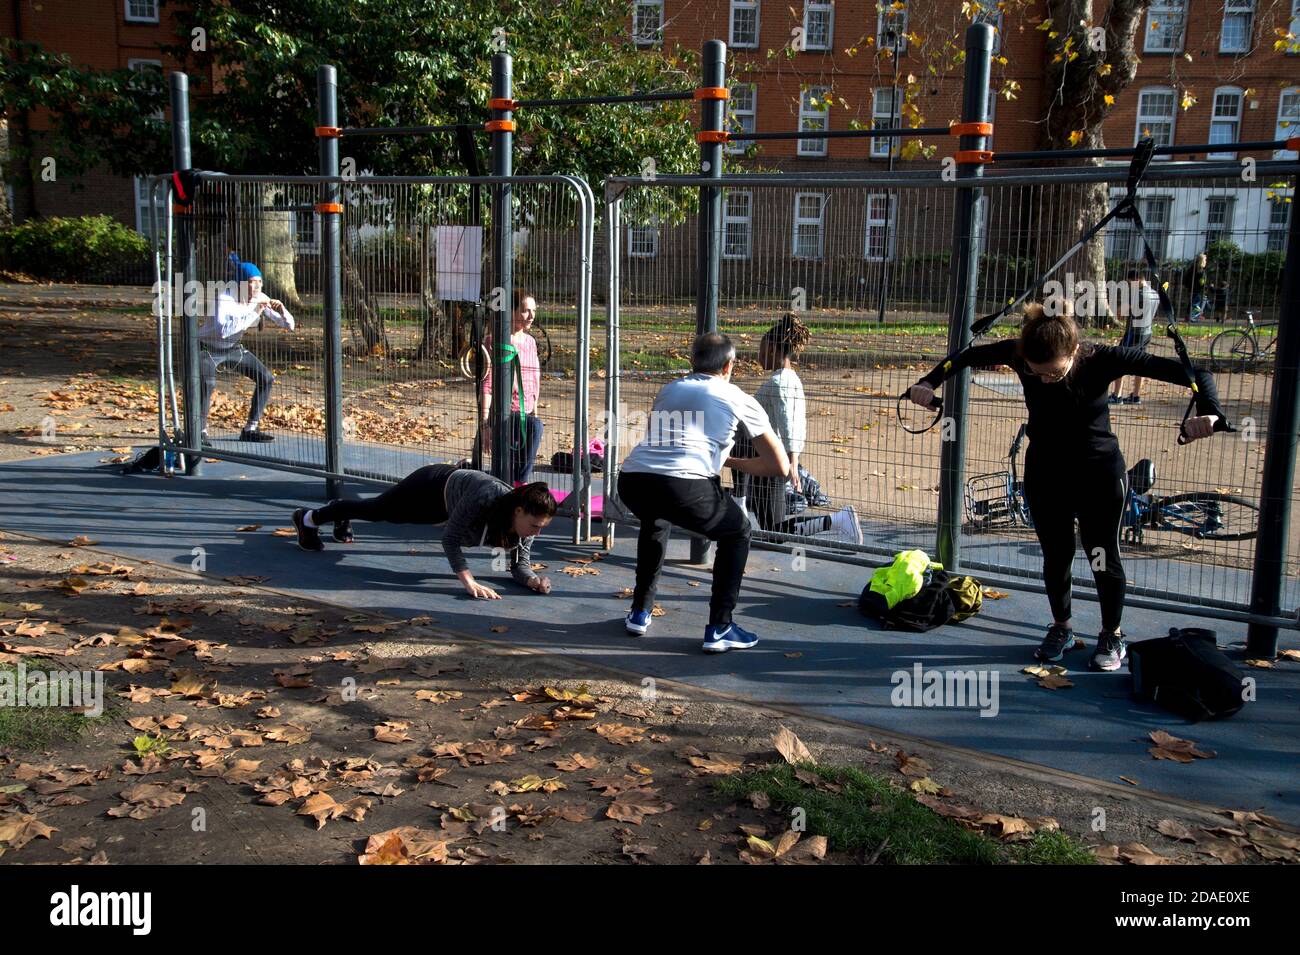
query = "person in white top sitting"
(197, 257, 295, 443)
(732, 314, 862, 544)
(616, 332, 789, 654)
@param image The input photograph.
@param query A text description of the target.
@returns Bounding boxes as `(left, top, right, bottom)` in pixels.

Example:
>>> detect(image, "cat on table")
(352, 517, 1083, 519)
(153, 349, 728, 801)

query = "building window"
(792, 192, 825, 259)
(723, 191, 752, 259)
(1268, 196, 1292, 253)
(871, 88, 900, 159)
(1204, 196, 1235, 246)
(803, 1, 833, 51)
(877, 2, 908, 54)
(864, 193, 895, 262)
(128, 59, 164, 120)
(628, 224, 659, 257)
(291, 209, 320, 255)
(1220, 0, 1254, 54)
(1107, 197, 1171, 261)
(730, 0, 760, 48)
(1276, 88, 1300, 160)
(1135, 87, 1176, 147)
(1290, 1, 1300, 54)
(1144, 1, 1186, 53)
(726, 83, 756, 155)
(1208, 87, 1243, 158)
(632, 1, 664, 47)
(798, 87, 830, 157)
(134, 177, 165, 245)
(124, 0, 159, 23)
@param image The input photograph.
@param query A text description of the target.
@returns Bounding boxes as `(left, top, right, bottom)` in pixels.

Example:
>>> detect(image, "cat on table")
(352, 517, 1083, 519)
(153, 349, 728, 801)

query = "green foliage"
(0, 215, 150, 281)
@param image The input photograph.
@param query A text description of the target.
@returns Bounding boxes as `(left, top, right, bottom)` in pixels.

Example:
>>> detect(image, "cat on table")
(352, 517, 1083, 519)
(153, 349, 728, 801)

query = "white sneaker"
(827, 505, 863, 545)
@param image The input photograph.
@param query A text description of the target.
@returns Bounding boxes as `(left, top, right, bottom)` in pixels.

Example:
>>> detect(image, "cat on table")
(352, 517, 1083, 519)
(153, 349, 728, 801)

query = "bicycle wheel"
(1151, 492, 1258, 542)
(1209, 328, 1256, 371)
(529, 325, 552, 369)
(459, 343, 490, 381)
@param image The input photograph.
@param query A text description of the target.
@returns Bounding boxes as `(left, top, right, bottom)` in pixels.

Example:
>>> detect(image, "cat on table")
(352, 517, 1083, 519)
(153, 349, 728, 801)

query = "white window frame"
(124, 0, 159, 23)
(863, 193, 895, 262)
(1290, 1, 1300, 55)
(1267, 196, 1292, 253)
(1276, 88, 1300, 160)
(128, 59, 164, 120)
(1220, 0, 1254, 54)
(791, 192, 825, 260)
(877, 3, 908, 55)
(726, 83, 757, 155)
(1107, 196, 1172, 261)
(730, 0, 760, 49)
(798, 87, 830, 157)
(723, 190, 753, 260)
(632, 0, 664, 47)
(1144, 1, 1186, 53)
(1208, 87, 1243, 159)
(803, 1, 834, 52)
(628, 224, 659, 258)
(133, 176, 165, 244)
(871, 87, 899, 159)
(1204, 196, 1235, 247)
(1135, 87, 1176, 147)
(291, 208, 321, 255)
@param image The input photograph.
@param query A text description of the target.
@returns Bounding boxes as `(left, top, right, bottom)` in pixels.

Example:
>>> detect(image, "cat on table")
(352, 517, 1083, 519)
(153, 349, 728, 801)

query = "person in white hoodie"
(197, 257, 295, 442)
(731, 314, 862, 544)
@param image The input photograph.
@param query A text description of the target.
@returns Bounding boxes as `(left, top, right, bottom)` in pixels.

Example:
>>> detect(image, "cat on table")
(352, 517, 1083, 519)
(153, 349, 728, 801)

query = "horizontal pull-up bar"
(505, 90, 696, 109)
(339, 124, 484, 138)
(997, 137, 1300, 163)
(725, 125, 954, 142)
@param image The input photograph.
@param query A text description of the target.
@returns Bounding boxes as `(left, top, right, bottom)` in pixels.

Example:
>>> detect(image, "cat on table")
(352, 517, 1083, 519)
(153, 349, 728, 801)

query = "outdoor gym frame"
(149, 24, 1300, 656)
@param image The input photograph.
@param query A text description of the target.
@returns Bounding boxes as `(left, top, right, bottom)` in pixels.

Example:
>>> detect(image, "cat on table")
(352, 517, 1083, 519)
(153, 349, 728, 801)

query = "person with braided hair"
(731, 314, 863, 544)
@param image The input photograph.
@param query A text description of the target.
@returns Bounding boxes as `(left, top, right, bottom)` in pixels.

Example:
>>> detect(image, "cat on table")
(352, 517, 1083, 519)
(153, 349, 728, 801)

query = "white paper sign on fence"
(435, 225, 483, 302)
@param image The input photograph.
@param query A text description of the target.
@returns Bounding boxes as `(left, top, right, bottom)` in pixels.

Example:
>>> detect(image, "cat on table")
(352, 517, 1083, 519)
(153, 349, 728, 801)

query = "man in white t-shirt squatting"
(617, 332, 790, 653)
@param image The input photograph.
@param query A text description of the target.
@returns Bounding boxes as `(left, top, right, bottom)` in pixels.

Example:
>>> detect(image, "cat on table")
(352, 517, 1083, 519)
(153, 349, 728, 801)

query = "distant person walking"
(1110, 270, 1157, 405)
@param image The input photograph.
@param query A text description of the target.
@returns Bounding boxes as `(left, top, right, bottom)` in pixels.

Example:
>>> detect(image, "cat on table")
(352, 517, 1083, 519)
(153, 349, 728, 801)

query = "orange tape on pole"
(315, 126, 342, 138)
(172, 204, 191, 214)
(697, 130, 730, 144)
(694, 87, 729, 100)
(1289, 136, 1300, 151)
(485, 119, 516, 132)
(954, 149, 994, 164)
(489, 98, 517, 111)
(315, 202, 343, 214)
(949, 122, 993, 137)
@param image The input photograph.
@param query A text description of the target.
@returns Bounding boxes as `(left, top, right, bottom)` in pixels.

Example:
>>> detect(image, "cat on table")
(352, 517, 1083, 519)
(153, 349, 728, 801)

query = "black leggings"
(1022, 450, 1127, 632)
(729, 432, 830, 535)
(312, 464, 456, 526)
(617, 471, 749, 627)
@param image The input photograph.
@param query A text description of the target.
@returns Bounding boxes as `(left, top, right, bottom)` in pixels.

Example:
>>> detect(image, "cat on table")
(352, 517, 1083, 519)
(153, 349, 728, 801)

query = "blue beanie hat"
(229, 252, 262, 282)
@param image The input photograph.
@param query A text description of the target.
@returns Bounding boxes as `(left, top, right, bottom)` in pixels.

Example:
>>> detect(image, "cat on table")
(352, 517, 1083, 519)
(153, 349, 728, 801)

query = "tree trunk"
(1034, 0, 1151, 327)
(341, 229, 387, 354)
(256, 185, 305, 312)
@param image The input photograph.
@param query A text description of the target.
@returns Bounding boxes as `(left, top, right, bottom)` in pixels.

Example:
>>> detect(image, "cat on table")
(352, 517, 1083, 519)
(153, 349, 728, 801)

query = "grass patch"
(715, 763, 1095, 865)
(0, 663, 116, 751)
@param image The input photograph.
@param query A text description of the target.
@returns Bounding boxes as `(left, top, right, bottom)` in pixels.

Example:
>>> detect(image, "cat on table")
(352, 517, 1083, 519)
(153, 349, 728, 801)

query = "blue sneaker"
(625, 609, 652, 636)
(702, 621, 758, 653)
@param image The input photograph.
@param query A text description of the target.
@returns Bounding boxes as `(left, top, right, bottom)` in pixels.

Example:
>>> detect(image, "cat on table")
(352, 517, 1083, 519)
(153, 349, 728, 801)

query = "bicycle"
(964, 423, 1258, 543)
(457, 311, 552, 381)
(1209, 310, 1276, 371)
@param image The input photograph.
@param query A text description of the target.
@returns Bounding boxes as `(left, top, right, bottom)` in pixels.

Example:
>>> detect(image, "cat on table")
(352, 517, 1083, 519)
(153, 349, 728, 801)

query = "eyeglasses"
(1025, 358, 1073, 382)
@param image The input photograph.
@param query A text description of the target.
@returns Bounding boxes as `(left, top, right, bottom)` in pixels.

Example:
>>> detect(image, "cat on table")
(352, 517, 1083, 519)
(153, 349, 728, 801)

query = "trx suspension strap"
(501, 340, 529, 454)
(898, 138, 1231, 440)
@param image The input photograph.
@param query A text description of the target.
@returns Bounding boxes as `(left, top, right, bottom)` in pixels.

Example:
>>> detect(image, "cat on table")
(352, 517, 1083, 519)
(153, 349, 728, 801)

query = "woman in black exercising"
(907, 304, 1228, 671)
(291, 465, 557, 600)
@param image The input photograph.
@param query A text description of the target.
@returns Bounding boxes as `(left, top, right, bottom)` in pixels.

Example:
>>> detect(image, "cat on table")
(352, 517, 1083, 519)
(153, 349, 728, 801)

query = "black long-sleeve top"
(919, 340, 1227, 460)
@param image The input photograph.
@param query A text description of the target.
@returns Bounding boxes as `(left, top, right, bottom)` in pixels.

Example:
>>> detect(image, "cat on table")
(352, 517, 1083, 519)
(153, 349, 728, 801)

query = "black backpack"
(1128, 627, 1246, 721)
(859, 569, 955, 632)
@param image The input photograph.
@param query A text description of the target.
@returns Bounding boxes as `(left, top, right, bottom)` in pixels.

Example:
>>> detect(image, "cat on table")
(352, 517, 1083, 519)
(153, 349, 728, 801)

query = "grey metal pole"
(490, 53, 515, 484)
(1246, 169, 1300, 657)
(876, 27, 901, 325)
(317, 65, 345, 501)
(170, 71, 202, 476)
(691, 39, 727, 566)
(935, 22, 993, 571)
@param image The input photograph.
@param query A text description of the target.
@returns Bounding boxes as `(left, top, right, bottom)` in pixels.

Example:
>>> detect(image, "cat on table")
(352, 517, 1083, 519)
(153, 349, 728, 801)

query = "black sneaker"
(240, 427, 274, 442)
(292, 508, 324, 552)
(1034, 623, 1075, 662)
(1090, 631, 1128, 671)
(333, 518, 354, 543)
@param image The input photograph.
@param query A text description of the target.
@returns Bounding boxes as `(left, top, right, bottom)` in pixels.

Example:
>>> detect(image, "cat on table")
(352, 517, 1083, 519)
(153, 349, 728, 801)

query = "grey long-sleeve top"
(441, 468, 537, 585)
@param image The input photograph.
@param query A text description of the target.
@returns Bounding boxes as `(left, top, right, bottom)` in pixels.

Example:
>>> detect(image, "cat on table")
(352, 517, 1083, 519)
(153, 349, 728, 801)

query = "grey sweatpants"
(199, 344, 273, 429)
